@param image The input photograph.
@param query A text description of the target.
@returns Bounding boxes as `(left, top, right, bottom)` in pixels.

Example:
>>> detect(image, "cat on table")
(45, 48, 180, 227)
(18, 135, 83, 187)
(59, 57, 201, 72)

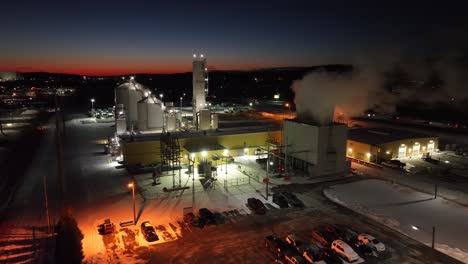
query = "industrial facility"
(111, 55, 441, 184)
(346, 128, 439, 163)
(111, 55, 351, 184)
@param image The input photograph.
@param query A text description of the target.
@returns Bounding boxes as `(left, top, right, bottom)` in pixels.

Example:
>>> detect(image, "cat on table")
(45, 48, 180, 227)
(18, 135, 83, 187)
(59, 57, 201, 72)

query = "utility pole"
(43, 175, 51, 234)
(191, 158, 195, 206)
(266, 143, 270, 199)
(128, 182, 136, 224)
(431, 226, 436, 249)
(54, 94, 65, 212)
(284, 136, 288, 175)
(434, 184, 438, 199)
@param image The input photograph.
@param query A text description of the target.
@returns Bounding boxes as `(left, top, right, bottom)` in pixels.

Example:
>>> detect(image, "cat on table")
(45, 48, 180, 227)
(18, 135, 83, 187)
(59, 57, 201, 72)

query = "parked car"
(198, 208, 216, 225)
(140, 221, 159, 242)
(348, 237, 375, 259)
(273, 193, 289, 208)
(284, 250, 308, 264)
(281, 192, 305, 208)
(311, 230, 338, 246)
(331, 240, 360, 262)
(247, 198, 267, 214)
(183, 212, 204, 227)
(358, 234, 386, 252)
(265, 235, 289, 257)
(300, 243, 328, 264)
(320, 249, 342, 264)
(285, 234, 308, 252)
(382, 159, 406, 169)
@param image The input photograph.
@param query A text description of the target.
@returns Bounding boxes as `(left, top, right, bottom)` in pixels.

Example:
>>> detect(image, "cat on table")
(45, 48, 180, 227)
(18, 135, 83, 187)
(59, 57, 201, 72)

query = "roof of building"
(120, 124, 280, 143)
(348, 127, 435, 145)
(184, 142, 226, 153)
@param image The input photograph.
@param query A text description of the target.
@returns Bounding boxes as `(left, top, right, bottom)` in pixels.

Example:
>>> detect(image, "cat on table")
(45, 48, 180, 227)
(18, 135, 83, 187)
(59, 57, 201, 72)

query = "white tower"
(192, 54, 207, 125)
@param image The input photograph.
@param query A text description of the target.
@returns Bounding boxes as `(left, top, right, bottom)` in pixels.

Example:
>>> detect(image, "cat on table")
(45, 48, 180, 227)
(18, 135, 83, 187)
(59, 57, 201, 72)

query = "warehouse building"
(121, 126, 282, 166)
(346, 128, 438, 163)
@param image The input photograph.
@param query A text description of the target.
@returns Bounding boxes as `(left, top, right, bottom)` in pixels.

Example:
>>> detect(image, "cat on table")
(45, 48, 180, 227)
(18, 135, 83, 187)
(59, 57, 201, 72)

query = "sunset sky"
(1, 0, 467, 75)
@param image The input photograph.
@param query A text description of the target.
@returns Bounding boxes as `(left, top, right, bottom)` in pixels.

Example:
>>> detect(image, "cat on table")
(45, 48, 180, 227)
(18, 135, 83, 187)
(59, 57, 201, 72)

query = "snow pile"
(323, 179, 468, 263)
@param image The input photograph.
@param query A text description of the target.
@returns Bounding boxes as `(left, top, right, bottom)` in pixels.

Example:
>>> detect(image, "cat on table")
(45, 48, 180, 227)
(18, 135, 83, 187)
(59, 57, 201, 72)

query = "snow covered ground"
(324, 179, 468, 263)
(80, 157, 274, 263)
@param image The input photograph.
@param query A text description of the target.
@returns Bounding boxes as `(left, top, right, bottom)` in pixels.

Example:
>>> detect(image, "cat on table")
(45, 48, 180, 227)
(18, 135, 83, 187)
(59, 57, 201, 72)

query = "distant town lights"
(193, 54, 197, 58)
(200, 54, 204, 58)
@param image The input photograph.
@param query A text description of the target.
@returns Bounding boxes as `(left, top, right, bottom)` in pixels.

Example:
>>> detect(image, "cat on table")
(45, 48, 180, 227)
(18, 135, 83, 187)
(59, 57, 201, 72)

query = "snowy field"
(324, 179, 468, 263)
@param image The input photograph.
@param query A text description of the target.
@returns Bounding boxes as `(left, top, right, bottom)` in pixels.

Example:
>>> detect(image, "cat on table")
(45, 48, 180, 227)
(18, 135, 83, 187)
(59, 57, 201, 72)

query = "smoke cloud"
(292, 49, 468, 123)
(292, 66, 380, 125)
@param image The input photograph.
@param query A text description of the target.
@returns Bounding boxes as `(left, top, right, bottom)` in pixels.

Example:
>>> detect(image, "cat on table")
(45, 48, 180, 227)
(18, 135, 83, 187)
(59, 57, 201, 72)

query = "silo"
(199, 109, 211, 130)
(166, 114, 176, 131)
(211, 113, 218, 129)
(114, 80, 144, 130)
(138, 96, 164, 131)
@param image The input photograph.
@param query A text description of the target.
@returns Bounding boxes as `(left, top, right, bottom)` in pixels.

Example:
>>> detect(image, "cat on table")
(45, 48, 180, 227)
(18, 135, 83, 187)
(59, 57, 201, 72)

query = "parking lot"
(90, 180, 462, 264)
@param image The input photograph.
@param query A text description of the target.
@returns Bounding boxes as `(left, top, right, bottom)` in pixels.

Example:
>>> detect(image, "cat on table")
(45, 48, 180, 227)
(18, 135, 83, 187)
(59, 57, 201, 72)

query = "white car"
(358, 234, 386, 252)
(331, 240, 359, 262)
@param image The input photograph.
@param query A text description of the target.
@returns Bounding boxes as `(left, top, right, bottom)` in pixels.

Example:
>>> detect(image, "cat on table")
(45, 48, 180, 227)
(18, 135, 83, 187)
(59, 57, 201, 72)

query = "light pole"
(90, 98, 95, 114)
(180, 96, 183, 111)
(128, 182, 136, 225)
(190, 153, 195, 206)
(223, 149, 229, 188)
(411, 225, 436, 249)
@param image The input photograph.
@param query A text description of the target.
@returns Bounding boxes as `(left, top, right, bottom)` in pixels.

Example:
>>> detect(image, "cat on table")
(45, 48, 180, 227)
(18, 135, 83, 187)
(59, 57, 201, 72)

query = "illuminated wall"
(122, 130, 282, 166)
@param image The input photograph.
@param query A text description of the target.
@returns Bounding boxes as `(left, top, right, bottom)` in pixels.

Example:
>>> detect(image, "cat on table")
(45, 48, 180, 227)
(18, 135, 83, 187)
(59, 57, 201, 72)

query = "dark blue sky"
(1, 0, 467, 75)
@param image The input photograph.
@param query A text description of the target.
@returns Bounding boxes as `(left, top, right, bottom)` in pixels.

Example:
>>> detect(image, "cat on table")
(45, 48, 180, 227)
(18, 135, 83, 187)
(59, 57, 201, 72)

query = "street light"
(159, 93, 164, 99)
(128, 182, 136, 225)
(223, 149, 229, 188)
(180, 96, 183, 111)
(90, 98, 95, 111)
(201, 150, 207, 160)
(411, 225, 436, 249)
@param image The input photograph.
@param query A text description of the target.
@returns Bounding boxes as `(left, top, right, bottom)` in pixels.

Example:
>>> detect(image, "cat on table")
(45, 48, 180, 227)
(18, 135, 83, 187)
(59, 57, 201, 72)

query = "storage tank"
(211, 113, 218, 129)
(166, 114, 176, 131)
(199, 109, 211, 130)
(114, 80, 145, 129)
(137, 96, 164, 131)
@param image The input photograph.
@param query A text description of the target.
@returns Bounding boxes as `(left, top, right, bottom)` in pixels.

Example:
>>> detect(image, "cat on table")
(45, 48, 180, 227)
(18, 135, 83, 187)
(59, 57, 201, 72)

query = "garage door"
(412, 143, 420, 156)
(427, 141, 435, 154)
(398, 145, 407, 158)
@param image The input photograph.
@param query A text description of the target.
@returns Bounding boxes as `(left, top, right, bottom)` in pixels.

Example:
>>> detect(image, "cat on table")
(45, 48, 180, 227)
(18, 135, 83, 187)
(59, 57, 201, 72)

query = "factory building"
(114, 55, 350, 180)
(121, 127, 282, 166)
(284, 119, 349, 177)
(346, 128, 438, 163)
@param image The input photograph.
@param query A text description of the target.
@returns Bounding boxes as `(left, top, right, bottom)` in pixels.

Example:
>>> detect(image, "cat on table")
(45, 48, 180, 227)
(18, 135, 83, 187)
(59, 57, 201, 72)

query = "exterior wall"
(122, 130, 282, 166)
(346, 140, 379, 162)
(346, 137, 439, 163)
(378, 137, 439, 160)
(283, 120, 348, 177)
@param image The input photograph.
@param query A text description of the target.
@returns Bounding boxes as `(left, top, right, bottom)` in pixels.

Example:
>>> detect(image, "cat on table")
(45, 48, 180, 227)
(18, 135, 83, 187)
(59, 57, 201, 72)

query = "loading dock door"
(412, 143, 420, 156)
(427, 142, 435, 154)
(398, 145, 407, 158)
